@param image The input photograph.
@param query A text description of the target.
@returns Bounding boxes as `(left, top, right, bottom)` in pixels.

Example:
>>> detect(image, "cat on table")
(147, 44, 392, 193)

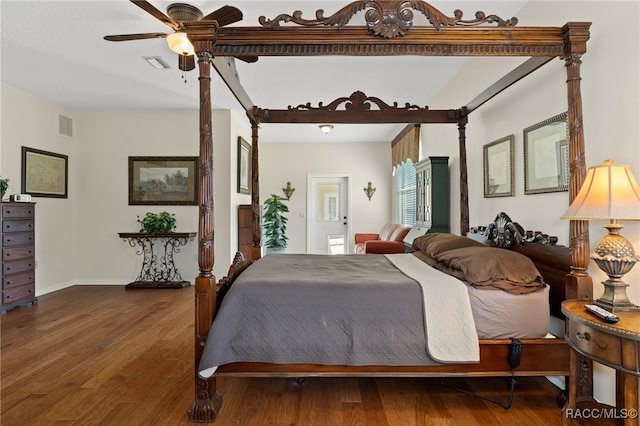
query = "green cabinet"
(414, 156, 449, 233)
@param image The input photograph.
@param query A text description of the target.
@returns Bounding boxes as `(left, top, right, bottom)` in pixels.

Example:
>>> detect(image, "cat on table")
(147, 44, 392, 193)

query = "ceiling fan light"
(167, 32, 195, 56)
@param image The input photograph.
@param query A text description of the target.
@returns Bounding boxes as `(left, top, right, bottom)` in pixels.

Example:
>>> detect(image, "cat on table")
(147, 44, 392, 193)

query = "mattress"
(468, 281, 549, 339)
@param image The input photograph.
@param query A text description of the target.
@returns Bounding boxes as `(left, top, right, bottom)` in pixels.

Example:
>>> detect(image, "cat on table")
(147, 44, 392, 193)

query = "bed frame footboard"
(214, 338, 569, 378)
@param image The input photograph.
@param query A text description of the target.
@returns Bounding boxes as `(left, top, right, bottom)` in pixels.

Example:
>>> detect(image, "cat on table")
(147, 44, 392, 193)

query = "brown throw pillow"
(434, 246, 545, 294)
(412, 233, 485, 258)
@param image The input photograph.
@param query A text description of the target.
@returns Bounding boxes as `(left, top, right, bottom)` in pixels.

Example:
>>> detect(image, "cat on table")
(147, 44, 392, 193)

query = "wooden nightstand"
(562, 300, 640, 426)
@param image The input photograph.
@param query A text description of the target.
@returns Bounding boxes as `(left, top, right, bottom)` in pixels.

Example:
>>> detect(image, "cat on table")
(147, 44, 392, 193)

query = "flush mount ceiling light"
(319, 124, 334, 134)
(143, 56, 171, 70)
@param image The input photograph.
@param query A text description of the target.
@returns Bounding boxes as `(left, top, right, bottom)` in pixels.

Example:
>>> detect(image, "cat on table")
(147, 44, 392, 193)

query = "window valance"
(391, 124, 420, 167)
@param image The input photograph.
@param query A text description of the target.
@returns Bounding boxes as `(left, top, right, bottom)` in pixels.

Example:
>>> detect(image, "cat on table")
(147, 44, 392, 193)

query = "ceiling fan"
(104, 1, 244, 71)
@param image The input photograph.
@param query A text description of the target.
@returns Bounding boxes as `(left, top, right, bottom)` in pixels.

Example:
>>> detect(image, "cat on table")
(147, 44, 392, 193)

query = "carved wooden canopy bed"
(175, 1, 594, 422)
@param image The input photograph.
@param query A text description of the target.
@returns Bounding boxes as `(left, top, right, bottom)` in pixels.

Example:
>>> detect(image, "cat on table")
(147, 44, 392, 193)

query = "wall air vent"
(58, 114, 73, 138)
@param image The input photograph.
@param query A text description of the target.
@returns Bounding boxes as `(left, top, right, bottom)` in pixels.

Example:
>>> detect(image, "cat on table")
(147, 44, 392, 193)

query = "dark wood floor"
(1, 286, 618, 425)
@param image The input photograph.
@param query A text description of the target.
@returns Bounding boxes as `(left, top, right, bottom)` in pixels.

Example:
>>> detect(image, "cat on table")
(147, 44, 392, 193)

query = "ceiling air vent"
(144, 56, 171, 70)
(58, 114, 73, 138)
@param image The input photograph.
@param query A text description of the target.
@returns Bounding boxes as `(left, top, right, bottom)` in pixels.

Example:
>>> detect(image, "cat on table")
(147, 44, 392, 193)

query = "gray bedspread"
(198, 253, 477, 376)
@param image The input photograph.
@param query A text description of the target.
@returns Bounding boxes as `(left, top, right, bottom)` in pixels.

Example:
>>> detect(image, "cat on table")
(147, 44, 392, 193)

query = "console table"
(118, 232, 196, 289)
(562, 300, 640, 426)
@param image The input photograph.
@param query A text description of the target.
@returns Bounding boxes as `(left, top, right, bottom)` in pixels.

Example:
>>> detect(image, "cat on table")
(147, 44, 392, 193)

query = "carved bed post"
(562, 22, 594, 411)
(562, 22, 593, 300)
(188, 26, 223, 423)
(250, 112, 262, 260)
(457, 109, 470, 235)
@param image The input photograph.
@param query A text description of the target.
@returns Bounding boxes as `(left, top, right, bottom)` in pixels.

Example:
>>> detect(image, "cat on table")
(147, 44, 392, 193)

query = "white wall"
(74, 109, 201, 284)
(1, 83, 250, 290)
(1, 83, 80, 291)
(424, 0, 639, 405)
(0, 87, 392, 287)
(74, 108, 250, 283)
(260, 141, 391, 253)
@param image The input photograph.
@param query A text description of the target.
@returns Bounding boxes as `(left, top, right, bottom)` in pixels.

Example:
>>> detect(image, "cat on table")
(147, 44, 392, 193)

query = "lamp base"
(594, 279, 640, 313)
(590, 224, 639, 313)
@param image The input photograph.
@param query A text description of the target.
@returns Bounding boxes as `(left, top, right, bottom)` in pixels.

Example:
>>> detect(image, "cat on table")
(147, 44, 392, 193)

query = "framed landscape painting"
(128, 156, 199, 205)
(22, 146, 68, 198)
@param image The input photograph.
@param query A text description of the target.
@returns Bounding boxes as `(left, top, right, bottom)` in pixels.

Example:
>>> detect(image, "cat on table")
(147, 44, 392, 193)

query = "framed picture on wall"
(523, 112, 569, 194)
(483, 135, 514, 198)
(128, 156, 199, 205)
(21, 146, 68, 198)
(237, 137, 251, 194)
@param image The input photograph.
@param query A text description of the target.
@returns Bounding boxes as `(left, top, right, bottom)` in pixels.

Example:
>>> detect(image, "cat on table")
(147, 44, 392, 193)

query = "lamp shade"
(166, 32, 195, 56)
(562, 160, 640, 221)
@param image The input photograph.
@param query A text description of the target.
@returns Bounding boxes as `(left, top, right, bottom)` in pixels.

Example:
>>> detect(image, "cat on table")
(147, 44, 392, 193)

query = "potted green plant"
(263, 194, 289, 254)
(137, 211, 176, 234)
(0, 176, 9, 200)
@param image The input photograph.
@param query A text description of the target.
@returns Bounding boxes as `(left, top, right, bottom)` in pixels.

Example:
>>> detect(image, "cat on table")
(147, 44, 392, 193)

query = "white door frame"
(306, 174, 352, 254)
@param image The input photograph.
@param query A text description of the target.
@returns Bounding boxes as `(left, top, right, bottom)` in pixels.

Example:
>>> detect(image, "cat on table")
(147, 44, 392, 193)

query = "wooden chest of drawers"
(1, 202, 37, 313)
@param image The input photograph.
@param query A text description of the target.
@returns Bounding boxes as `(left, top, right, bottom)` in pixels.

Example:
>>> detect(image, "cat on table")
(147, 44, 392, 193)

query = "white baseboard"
(35, 280, 129, 296)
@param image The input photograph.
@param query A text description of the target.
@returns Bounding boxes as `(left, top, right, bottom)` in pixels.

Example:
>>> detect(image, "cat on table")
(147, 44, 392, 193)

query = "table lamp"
(561, 160, 640, 312)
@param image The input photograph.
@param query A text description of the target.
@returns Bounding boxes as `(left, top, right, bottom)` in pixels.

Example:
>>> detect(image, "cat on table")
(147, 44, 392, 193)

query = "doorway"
(307, 175, 351, 254)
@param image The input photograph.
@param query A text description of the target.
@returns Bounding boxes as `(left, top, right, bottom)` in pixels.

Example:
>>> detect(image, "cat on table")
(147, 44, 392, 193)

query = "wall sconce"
(319, 124, 334, 134)
(363, 182, 376, 201)
(282, 182, 295, 200)
(561, 160, 640, 312)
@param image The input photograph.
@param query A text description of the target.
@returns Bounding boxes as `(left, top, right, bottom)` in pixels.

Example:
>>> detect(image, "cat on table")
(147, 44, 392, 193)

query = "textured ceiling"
(1, 0, 526, 143)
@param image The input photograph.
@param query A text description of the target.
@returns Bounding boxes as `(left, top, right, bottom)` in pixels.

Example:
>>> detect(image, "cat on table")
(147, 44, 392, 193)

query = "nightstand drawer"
(1, 204, 35, 219)
(2, 219, 34, 233)
(567, 320, 621, 366)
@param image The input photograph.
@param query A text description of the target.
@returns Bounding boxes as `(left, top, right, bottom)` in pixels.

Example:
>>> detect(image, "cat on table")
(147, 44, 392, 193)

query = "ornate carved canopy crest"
(289, 90, 428, 112)
(259, 0, 518, 38)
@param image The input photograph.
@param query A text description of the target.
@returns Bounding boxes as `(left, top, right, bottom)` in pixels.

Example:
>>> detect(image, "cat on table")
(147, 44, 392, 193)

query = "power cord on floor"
(456, 338, 522, 409)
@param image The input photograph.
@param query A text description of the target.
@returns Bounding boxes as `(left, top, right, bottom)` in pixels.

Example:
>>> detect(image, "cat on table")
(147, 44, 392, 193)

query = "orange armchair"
(354, 223, 411, 254)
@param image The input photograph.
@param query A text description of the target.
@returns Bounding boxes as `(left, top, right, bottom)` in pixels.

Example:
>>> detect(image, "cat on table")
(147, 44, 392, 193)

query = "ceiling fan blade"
(201, 5, 243, 27)
(104, 32, 169, 42)
(179, 54, 196, 72)
(131, 0, 180, 30)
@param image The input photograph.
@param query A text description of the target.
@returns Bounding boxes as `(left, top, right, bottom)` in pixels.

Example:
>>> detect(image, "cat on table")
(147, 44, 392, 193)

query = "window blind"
(395, 160, 416, 226)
